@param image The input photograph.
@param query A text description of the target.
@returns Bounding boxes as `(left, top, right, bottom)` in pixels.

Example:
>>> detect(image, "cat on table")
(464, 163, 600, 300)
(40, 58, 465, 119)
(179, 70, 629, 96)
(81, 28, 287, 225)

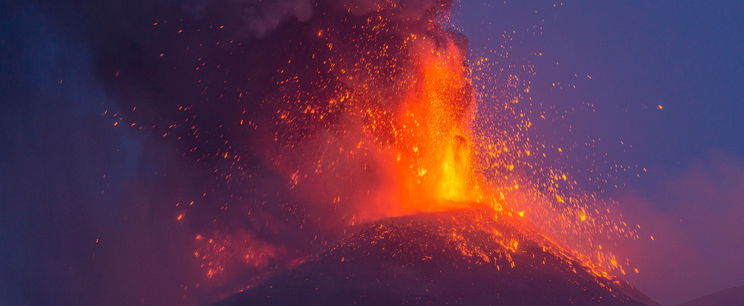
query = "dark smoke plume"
(1, 0, 469, 304)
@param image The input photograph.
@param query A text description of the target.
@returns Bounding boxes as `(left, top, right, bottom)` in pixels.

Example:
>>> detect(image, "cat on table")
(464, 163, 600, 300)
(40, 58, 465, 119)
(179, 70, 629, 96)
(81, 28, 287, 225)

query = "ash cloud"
(184, 0, 315, 37)
(181, 0, 449, 38)
(1, 0, 462, 305)
(333, 0, 446, 19)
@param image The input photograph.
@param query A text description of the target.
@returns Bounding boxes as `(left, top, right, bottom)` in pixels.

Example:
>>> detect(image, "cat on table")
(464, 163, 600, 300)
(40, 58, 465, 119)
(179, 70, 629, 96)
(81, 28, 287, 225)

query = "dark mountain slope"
(220, 209, 656, 305)
(678, 285, 744, 306)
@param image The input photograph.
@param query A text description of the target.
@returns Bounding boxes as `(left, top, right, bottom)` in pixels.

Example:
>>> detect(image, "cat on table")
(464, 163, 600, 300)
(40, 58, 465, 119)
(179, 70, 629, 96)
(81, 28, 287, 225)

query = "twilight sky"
(1, 1, 743, 305)
(455, 1, 744, 304)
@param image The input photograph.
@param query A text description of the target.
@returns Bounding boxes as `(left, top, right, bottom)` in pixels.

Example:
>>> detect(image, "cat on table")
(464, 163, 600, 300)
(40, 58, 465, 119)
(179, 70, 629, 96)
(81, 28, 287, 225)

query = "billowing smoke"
(2, 0, 475, 304)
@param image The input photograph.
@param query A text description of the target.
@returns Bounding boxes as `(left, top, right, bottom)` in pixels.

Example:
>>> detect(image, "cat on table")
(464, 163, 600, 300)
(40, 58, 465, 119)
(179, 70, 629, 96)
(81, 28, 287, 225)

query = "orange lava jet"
(267, 2, 642, 282)
(108, 1, 642, 297)
(377, 33, 482, 213)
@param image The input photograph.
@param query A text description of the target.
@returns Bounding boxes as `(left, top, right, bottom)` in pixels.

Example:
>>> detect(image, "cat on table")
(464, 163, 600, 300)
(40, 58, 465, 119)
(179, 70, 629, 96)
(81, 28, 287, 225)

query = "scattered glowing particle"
(417, 168, 428, 177)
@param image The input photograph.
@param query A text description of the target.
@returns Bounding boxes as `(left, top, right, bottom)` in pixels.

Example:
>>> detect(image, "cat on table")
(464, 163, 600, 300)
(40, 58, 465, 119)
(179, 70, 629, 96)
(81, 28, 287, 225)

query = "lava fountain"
(105, 0, 650, 304)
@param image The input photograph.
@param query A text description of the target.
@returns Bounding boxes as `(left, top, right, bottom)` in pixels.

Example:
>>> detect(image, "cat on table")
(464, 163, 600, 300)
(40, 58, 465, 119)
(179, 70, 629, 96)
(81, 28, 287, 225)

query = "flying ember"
(106, 0, 643, 303)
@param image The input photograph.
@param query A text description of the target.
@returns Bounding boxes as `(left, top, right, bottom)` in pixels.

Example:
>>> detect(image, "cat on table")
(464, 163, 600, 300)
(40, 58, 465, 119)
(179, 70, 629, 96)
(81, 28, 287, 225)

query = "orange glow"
(125, 5, 646, 286)
(255, 10, 639, 280)
(385, 38, 482, 213)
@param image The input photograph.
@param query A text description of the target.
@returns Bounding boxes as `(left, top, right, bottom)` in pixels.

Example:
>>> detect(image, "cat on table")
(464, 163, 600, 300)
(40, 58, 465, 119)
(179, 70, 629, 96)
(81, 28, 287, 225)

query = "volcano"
(219, 209, 656, 305)
(677, 285, 744, 306)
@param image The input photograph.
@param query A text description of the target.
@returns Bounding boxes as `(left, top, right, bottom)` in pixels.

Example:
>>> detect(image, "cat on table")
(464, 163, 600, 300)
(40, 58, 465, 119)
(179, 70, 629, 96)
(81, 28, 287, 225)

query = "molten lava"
(106, 0, 645, 303)
(219, 209, 655, 306)
(378, 33, 482, 213)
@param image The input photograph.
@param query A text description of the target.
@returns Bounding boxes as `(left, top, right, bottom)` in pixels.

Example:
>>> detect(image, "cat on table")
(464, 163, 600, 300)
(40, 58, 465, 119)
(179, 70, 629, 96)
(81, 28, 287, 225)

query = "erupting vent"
(104, 0, 646, 302)
(219, 209, 656, 305)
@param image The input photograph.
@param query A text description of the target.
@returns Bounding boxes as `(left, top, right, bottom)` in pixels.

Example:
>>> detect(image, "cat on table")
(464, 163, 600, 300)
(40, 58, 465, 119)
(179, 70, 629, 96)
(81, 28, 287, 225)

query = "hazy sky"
(456, 1, 744, 304)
